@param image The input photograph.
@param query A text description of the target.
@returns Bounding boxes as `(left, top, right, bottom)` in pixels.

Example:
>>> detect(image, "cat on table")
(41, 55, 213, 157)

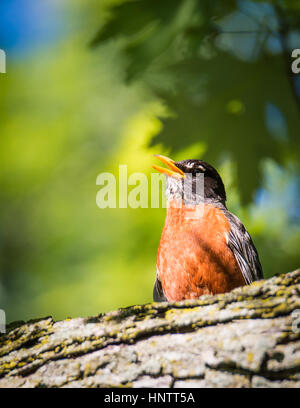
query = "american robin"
(152, 155, 263, 302)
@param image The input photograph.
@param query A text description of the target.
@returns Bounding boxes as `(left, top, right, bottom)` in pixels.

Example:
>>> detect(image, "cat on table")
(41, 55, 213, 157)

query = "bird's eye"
(198, 165, 205, 172)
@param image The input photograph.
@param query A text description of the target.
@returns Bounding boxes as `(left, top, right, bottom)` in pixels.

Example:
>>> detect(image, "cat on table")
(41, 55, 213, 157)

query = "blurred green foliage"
(0, 0, 299, 323)
(92, 0, 300, 202)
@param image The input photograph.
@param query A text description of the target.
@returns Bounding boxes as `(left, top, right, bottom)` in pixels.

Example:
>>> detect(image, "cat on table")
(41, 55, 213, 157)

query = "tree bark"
(0, 270, 299, 388)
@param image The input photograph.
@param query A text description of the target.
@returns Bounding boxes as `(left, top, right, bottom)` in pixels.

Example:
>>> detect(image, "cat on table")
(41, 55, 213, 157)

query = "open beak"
(152, 155, 185, 179)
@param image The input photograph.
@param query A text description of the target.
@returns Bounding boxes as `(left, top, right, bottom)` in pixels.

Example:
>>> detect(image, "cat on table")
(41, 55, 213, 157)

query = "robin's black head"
(152, 155, 226, 206)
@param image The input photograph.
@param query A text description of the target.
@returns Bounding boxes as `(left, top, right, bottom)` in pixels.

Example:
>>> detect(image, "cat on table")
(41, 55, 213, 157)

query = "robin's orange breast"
(157, 202, 245, 301)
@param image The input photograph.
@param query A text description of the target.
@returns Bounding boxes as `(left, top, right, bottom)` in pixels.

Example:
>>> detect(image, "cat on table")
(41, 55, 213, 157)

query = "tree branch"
(0, 270, 299, 388)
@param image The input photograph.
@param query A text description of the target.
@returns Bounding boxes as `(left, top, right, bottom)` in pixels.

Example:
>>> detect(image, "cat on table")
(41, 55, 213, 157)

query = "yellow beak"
(152, 155, 185, 179)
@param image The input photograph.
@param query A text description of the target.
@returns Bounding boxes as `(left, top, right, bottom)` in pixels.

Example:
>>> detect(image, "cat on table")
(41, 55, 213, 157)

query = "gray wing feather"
(153, 268, 167, 302)
(223, 210, 263, 284)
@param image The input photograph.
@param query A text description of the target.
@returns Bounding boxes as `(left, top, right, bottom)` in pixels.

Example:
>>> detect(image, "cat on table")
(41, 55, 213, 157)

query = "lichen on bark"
(0, 270, 299, 388)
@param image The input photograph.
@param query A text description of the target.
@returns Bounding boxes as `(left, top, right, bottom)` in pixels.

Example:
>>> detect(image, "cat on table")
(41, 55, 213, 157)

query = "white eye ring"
(198, 165, 206, 171)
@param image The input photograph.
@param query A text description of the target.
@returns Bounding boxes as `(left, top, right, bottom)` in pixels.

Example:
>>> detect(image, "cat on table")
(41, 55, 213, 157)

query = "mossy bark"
(0, 270, 300, 388)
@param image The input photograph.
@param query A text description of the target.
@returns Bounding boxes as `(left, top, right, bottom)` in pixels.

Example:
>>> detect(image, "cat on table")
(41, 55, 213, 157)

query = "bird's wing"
(223, 209, 264, 284)
(153, 267, 167, 302)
